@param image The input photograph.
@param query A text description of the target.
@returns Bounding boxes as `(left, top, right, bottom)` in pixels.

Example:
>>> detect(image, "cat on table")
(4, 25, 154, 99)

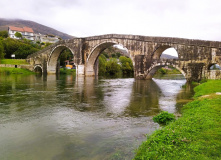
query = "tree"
(15, 32, 22, 39)
(59, 49, 73, 66)
(13, 43, 39, 59)
(0, 31, 8, 38)
(98, 54, 107, 75)
(2, 38, 40, 59)
(116, 52, 121, 58)
(2, 38, 20, 58)
(106, 58, 121, 75)
(119, 56, 134, 74)
(158, 68, 167, 74)
(0, 40, 5, 59)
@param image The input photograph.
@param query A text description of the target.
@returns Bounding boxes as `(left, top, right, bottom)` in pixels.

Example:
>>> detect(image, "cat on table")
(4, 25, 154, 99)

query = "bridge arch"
(208, 63, 221, 70)
(145, 62, 186, 79)
(152, 45, 179, 59)
(85, 41, 133, 76)
(34, 65, 43, 74)
(47, 45, 75, 74)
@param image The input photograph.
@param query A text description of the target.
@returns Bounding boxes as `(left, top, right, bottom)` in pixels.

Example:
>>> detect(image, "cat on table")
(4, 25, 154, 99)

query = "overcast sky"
(1, 0, 221, 41)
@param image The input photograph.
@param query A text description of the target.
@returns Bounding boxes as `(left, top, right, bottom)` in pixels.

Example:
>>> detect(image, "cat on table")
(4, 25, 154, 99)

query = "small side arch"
(208, 63, 221, 70)
(145, 62, 186, 79)
(34, 65, 43, 74)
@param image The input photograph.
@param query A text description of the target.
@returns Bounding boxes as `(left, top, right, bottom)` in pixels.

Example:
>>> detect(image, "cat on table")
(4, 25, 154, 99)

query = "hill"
(160, 54, 178, 59)
(0, 18, 74, 39)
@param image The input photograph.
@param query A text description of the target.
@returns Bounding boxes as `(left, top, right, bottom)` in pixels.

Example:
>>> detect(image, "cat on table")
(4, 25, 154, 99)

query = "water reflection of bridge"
(40, 75, 190, 116)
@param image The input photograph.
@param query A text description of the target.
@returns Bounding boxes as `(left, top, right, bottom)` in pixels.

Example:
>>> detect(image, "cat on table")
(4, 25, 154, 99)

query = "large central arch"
(85, 41, 134, 76)
(47, 45, 75, 74)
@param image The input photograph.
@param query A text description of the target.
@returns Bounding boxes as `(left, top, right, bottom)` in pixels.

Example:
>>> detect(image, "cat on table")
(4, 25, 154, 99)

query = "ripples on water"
(0, 74, 193, 160)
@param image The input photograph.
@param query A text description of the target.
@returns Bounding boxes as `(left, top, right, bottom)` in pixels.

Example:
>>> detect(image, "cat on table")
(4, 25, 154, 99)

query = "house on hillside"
(8, 26, 34, 41)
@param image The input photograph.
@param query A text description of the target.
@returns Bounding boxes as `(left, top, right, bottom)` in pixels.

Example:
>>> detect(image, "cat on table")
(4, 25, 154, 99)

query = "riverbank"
(134, 80, 221, 160)
(0, 67, 35, 75)
(0, 59, 29, 65)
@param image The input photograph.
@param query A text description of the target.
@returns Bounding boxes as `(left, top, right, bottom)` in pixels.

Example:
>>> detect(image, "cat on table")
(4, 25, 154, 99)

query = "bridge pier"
(76, 65, 85, 76)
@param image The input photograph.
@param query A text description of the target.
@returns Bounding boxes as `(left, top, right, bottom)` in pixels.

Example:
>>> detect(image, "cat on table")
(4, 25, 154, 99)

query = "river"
(0, 74, 193, 160)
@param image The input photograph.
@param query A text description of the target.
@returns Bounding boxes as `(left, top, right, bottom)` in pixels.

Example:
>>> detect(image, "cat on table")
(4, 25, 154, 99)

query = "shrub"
(98, 54, 107, 75)
(153, 111, 176, 125)
(119, 56, 134, 75)
(158, 68, 167, 74)
(106, 58, 121, 75)
(0, 31, 8, 38)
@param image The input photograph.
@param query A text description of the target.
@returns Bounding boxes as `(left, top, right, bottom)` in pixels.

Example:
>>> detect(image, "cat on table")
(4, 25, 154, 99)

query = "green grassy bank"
(0, 67, 35, 75)
(0, 59, 29, 65)
(134, 80, 221, 160)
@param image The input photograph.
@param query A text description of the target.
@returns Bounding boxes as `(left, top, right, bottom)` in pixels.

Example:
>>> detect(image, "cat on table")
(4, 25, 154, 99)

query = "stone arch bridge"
(27, 34, 221, 81)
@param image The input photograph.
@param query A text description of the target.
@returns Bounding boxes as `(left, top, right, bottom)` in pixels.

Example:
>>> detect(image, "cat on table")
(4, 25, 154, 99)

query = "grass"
(0, 59, 29, 65)
(194, 80, 221, 98)
(0, 67, 35, 75)
(134, 80, 221, 160)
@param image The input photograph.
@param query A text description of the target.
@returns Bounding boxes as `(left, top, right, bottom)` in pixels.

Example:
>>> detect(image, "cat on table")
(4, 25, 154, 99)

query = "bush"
(98, 54, 107, 75)
(153, 111, 176, 125)
(158, 68, 167, 74)
(119, 56, 134, 75)
(0, 40, 4, 59)
(106, 58, 121, 75)
(0, 31, 8, 38)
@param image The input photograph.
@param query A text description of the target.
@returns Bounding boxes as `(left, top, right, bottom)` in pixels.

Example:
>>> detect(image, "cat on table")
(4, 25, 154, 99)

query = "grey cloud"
(1, 0, 221, 41)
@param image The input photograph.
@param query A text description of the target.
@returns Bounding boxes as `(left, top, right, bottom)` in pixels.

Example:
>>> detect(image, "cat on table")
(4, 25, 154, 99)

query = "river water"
(0, 74, 193, 160)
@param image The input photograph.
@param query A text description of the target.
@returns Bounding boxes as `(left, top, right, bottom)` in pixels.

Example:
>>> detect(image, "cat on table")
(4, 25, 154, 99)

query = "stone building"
(34, 33, 60, 44)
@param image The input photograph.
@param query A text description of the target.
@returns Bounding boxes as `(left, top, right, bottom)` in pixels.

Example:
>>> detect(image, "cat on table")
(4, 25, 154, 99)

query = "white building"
(8, 26, 34, 41)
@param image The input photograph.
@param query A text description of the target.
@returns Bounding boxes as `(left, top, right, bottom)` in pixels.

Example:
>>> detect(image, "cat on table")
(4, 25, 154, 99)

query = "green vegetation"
(0, 37, 40, 59)
(15, 32, 22, 39)
(98, 54, 134, 76)
(0, 40, 4, 58)
(194, 80, 221, 98)
(59, 49, 73, 66)
(119, 56, 134, 75)
(158, 68, 167, 74)
(0, 59, 29, 65)
(106, 58, 121, 75)
(153, 111, 176, 125)
(0, 31, 53, 59)
(134, 80, 221, 160)
(0, 67, 35, 75)
(0, 31, 8, 38)
(101, 46, 122, 59)
(60, 68, 76, 75)
(156, 66, 181, 75)
(98, 54, 107, 75)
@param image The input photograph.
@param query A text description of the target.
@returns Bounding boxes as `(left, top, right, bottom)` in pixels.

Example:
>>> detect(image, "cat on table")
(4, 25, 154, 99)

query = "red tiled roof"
(23, 27, 34, 33)
(9, 26, 24, 32)
(9, 26, 34, 33)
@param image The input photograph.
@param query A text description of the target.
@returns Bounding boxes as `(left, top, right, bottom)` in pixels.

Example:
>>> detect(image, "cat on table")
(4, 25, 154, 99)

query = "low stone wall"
(0, 64, 33, 71)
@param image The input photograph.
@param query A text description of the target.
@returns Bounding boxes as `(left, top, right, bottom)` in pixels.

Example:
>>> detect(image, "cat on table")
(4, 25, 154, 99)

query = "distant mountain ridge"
(0, 18, 74, 39)
(160, 54, 178, 59)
